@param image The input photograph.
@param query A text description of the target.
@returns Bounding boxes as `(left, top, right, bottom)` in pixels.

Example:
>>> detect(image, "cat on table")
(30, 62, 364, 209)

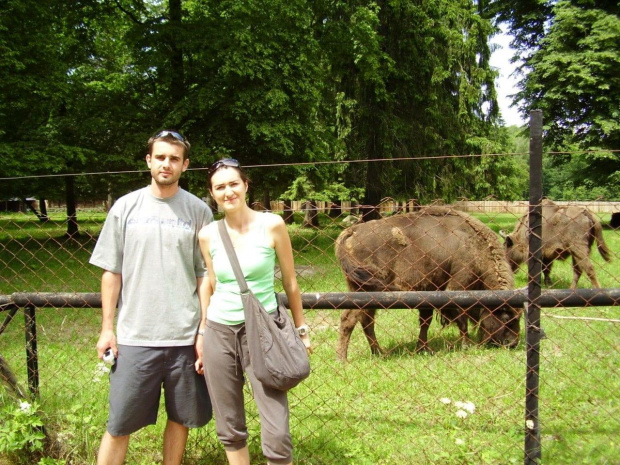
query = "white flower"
(454, 400, 475, 414)
(456, 410, 468, 419)
(93, 362, 110, 382)
(462, 401, 476, 414)
(526, 419, 535, 430)
(455, 438, 465, 446)
(19, 401, 32, 412)
(440, 397, 452, 405)
(96, 362, 110, 373)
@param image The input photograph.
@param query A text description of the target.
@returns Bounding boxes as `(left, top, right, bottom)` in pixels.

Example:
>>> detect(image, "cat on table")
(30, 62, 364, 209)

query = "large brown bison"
(335, 206, 522, 360)
(502, 199, 611, 288)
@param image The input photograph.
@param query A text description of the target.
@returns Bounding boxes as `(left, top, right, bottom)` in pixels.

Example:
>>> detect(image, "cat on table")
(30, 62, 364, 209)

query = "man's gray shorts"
(107, 345, 212, 436)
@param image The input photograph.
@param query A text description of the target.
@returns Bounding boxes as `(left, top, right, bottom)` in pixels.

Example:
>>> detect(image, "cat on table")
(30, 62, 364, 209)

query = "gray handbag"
(217, 220, 310, 391)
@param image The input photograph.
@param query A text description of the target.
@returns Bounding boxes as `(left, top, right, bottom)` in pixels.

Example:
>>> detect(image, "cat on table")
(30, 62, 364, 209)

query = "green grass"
(0, 211, 104, 294)
(1, 210, 619, 464)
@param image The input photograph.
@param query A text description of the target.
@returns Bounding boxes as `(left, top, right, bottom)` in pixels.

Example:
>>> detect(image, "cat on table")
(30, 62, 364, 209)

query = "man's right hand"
(96, 329, 117, 360)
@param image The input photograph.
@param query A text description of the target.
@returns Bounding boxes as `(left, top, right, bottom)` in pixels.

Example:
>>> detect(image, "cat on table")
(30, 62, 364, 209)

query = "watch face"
(298, 327, 308, 336)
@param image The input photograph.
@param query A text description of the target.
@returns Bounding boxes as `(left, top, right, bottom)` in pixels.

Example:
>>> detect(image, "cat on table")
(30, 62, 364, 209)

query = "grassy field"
(0, 209, 619, 464)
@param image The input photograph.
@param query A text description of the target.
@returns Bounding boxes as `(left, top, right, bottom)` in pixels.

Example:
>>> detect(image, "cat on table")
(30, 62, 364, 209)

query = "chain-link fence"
(1, 141, 619, 463)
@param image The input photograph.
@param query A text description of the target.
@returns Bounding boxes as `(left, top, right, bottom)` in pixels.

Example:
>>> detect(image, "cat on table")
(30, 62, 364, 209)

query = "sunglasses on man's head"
(208, 158, 240, 175)
(154, 130, 186, 142)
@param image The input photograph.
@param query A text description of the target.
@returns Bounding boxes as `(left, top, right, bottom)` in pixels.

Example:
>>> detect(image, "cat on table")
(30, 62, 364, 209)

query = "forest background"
(1, 0, 619, 225)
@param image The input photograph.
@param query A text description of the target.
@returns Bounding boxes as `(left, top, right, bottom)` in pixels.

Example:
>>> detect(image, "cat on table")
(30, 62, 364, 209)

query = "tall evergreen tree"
(491, 0, 620, 199)
(314, 0, 506, 210)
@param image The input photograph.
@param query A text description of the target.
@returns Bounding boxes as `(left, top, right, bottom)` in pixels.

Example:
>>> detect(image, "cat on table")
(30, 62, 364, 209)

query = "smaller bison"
(502, 199, 611, 288)
(335, 207, 522, 360)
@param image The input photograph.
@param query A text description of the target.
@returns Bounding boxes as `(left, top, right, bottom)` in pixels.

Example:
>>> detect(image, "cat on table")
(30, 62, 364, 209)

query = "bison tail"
(345, 266, 399, 291)
(593, 219, 612, 262)
(338, 254, 398, 291)
(336, 232, 398, 291)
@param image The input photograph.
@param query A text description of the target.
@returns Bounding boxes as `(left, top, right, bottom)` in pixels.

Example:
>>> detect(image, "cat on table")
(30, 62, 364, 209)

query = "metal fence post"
(525, 110, 543, 464)
(24, 305, 40, 398)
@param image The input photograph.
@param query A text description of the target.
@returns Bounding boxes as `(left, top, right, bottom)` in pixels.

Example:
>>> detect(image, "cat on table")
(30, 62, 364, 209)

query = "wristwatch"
(296, 324, 309, 337)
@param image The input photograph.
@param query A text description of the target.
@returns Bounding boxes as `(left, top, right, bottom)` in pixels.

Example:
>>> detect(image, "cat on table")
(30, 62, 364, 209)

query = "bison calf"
(335, 206, 521, 360)
(502, 199, 611, 289)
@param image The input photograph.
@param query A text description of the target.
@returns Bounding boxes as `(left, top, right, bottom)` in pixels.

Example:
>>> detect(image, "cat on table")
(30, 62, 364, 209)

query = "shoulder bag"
(217, 220, 310, 391)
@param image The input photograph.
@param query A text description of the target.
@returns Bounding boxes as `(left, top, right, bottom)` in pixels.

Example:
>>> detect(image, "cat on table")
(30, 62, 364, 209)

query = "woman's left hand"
(301, 334, 313, 354)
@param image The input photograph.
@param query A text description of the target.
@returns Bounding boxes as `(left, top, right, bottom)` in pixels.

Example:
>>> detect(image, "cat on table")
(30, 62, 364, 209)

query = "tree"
(1, 0, 532, 216)
(313, 0, 512, 214)
(491, 0, 620, 199)
(0, 0, 94, 232)
(180, 0, 333, 204)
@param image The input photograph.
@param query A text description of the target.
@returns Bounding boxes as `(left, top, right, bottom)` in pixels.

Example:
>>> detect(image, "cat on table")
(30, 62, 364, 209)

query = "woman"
(196, 158, 312, 465)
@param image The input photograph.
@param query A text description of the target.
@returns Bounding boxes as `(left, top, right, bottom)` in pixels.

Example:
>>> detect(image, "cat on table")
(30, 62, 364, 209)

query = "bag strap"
(217, 220, 249, 293)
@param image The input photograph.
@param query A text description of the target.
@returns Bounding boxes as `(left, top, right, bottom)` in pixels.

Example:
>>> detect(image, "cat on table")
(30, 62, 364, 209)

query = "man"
(90, 130, 213, 465)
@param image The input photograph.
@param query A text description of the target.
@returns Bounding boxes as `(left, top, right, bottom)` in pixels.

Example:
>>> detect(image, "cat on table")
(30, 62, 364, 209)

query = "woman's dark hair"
(207, 158, 250, 188)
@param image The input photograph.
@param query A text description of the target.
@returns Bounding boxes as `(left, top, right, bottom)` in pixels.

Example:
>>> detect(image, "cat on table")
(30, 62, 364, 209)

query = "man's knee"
(106, 431, 130, 440)
(97, 431, 130, 465)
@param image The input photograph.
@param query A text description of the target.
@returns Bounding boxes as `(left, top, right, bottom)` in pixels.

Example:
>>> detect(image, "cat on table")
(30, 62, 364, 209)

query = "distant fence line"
(451, 200, 620, 215)
(3, 198, 620, 216)
(269, 200, 620, 216)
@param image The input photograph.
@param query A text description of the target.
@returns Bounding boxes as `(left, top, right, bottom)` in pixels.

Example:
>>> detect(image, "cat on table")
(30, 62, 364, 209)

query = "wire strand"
(0, 148, 617, 181)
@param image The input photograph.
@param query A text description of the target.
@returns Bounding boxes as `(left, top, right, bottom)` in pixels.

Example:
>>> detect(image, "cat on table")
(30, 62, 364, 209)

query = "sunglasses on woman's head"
(154, 130, 186, 142)
(208, 158, 240, 175)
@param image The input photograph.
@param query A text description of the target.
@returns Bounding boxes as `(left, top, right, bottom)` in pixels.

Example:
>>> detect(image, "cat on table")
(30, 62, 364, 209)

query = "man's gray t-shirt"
(90, 187, 213, 346)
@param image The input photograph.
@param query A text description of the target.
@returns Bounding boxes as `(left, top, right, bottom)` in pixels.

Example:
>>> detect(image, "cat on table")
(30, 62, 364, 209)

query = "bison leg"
(570, 261, 583, 289)
(416, 308, 434, 353)
(360, 309, 382, 356)
(542, 258, 553, 287)
(455, 312, 473, 347)
(337, 309, 361, 361)
(571, 251, 600, 289)
(337, 309, 382, 360)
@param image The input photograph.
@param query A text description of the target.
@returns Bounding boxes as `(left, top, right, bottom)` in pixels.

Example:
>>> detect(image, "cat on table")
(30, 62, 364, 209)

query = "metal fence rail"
(3, 288, 619, 402)
(3, 289, 620, 311)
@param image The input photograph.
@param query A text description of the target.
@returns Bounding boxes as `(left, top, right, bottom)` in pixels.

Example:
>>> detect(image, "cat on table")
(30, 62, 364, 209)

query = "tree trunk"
(302, 200, 319, 228)
(283, 200, 294, 224)
(168, 0, 185, 105)
(38, 198, 48, 221)
(329, 200, 341, 218)
(360, 95, 384, 222)
(361, 127, 383, 222)
(65, 176, 79, 237)
(262, 190, 271, 212)
(106, 183, 114, 211)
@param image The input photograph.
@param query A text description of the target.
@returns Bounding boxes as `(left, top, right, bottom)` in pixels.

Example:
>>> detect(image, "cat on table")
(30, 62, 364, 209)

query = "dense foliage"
(491, 0, 620, 199)
(2, 0, 537, 230)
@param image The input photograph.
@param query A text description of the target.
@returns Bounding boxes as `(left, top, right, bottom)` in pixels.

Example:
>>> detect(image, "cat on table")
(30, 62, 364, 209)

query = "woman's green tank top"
(207, 214, 277, 325)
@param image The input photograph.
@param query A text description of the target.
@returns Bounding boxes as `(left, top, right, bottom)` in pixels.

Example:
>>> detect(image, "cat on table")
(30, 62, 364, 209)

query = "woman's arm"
(270, 214, 312, 352)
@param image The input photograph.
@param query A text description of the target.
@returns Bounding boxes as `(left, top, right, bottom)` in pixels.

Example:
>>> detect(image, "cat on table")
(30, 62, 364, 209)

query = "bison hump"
(391, 227, 409, 247)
